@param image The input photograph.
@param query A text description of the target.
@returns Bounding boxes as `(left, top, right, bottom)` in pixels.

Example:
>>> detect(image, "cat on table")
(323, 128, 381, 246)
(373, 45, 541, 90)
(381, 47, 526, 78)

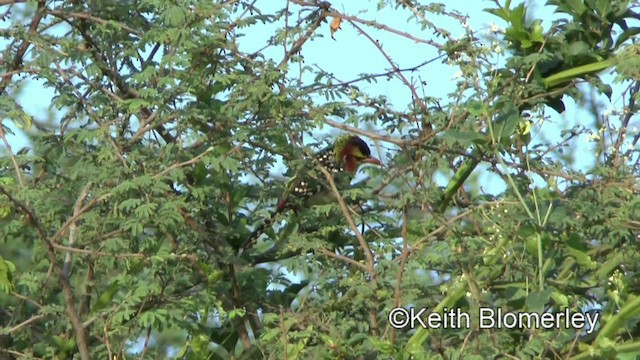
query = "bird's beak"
(362, 156, 382, 166)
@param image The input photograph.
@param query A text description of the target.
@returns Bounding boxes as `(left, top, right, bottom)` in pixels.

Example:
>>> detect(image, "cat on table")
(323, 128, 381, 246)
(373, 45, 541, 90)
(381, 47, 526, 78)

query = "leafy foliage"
(0, 0, 639, 359)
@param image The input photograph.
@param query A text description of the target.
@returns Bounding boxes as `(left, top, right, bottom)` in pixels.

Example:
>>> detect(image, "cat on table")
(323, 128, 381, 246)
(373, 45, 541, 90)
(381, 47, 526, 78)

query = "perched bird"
(242, 134, 382, 253)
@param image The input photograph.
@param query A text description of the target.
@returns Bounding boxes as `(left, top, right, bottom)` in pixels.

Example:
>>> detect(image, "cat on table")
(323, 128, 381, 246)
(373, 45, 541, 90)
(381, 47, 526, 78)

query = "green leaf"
(229, 308, 245, 320)
(615, 27, 640, 48)
(492, 102, 520, 141)
(369, 337, 395, 355)
(164, 6, 186, 26)
(530, 20, 544, 42)
(485, 8, 511, 22)
(468, 101, 485, 116)
(562, 0, 588, 15)
(566, 41, 591, 57)
(525, 287, 553, 313)
(551, 290, 569, 308)
(0, 256, 15, 293)
(441, 130, 486, 146)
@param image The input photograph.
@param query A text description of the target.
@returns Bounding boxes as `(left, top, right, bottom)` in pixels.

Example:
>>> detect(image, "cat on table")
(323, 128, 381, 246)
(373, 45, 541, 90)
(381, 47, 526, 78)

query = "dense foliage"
(1, 0, 639, 359)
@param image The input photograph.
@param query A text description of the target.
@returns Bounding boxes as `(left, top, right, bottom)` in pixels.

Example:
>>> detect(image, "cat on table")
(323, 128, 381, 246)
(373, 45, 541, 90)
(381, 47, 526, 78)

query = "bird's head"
(333, 135, 382, 172)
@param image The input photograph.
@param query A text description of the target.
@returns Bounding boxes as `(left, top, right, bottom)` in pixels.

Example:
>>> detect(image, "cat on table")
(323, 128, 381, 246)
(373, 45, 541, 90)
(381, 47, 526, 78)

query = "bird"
(241, 134, 382, 253)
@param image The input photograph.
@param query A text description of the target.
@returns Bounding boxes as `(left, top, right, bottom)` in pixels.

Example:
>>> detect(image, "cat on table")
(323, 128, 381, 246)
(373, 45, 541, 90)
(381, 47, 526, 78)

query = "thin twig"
(0, 122, 24, 186)
(347, 20, 429, 116)
(322, 118, 406, 146)
(307, 56, 444, 92)
(277, 3, 329, 69)
(54, 244, 145, 258)
(318, 248, 368, 271)
(316, 165, 375, 272)
(10, 291, 44, 309)
(104, 321, 113, 360)
(138, 326, 153, 360)
(63, 182, 93, 278)
(0, 348, 44, 360)
(47, 10, 140, 35)
(337, 13, 443, 49)
(7, 313, 48, 334)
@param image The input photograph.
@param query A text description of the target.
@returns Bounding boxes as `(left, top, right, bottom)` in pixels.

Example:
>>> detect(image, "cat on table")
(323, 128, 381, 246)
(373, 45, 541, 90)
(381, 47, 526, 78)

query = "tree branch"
(0, 186, 90, 360)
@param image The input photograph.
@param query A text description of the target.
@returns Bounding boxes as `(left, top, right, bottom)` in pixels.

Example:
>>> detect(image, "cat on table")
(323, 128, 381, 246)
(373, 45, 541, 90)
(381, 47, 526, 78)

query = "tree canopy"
(1, 0, 640, 359)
